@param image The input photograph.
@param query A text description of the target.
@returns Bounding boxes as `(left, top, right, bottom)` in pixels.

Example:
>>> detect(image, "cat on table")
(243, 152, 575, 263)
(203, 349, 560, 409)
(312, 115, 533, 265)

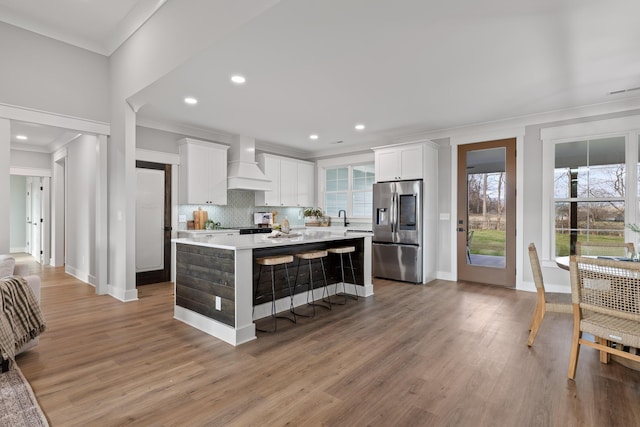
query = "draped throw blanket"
(0, 276, 46, 370)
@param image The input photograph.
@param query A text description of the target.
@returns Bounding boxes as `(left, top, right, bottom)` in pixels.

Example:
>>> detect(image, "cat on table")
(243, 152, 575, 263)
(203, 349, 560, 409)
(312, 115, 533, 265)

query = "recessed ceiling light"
(309, 134, 319, 140)
(15, 135, 28, 140)
(355, 124, 365, 131)
(231, 75, 246, 84)
(184, 97, 198, 105)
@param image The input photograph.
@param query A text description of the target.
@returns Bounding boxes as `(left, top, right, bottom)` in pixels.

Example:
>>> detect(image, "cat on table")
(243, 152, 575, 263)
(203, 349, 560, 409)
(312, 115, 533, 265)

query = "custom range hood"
(227, 135, 271, 191)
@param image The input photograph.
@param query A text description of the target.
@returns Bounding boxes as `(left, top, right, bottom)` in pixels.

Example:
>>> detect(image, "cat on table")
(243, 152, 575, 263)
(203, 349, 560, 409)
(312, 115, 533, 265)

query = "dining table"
(556, 255, 639, 272)
(555, 256, 570, 270)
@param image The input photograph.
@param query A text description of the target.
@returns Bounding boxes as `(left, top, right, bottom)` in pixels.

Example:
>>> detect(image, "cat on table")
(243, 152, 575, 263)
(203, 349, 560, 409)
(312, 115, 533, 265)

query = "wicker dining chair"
(527, 243, 573, 346)
(575, 241, 635, 257)
(567, 255, 640, 379)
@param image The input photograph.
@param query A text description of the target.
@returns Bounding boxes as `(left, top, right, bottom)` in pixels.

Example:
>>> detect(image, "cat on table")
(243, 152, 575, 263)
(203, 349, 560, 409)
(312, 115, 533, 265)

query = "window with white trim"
(553, 136, 626, 256)
(541, 116, 640, 260)
(323, 163, 375, 219)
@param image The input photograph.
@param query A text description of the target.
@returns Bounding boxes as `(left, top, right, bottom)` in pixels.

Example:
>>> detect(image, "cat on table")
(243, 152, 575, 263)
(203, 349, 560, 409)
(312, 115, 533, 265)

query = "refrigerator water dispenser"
(376, 208, 388, 225)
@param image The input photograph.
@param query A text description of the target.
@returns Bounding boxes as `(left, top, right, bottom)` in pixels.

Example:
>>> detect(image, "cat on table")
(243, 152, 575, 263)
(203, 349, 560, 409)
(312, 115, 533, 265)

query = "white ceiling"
(10, 121, 81, 153)
(4, 0, 640, 156)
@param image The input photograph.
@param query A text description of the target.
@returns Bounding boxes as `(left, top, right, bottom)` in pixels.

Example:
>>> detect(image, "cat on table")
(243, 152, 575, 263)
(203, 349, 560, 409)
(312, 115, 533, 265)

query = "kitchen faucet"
(338, 210, 349, 227)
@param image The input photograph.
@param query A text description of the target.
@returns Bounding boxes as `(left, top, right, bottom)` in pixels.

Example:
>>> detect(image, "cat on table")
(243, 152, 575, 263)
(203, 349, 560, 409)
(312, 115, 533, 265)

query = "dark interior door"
(136, 161, 172, 286)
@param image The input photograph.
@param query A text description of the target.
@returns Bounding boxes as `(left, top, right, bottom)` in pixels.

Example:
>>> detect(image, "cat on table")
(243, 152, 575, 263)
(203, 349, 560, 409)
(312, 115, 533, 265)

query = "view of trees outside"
(467, 172, 506, 257)
(466, 141, 629, 258)
(554, 159, 626, 256)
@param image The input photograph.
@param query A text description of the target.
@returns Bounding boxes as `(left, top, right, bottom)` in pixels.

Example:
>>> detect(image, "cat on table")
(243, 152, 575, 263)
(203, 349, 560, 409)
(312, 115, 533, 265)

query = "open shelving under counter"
(171, 230, 373, 345)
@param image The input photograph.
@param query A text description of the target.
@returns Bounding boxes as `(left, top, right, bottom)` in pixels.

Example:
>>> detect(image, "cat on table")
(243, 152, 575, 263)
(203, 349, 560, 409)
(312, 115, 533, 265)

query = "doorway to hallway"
(10, 175, 49, 264)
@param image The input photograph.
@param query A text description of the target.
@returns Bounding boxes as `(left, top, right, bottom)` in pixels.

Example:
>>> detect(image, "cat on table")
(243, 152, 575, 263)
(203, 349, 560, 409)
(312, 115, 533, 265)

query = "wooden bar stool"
(327, 246, 358, 304)
(254, 254, 296, 332)
(294, 249, 330, 317)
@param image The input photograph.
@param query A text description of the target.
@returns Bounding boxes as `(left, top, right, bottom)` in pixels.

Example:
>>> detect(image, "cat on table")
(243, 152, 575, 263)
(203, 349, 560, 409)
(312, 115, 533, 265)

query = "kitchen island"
(172, 230, 373, 345)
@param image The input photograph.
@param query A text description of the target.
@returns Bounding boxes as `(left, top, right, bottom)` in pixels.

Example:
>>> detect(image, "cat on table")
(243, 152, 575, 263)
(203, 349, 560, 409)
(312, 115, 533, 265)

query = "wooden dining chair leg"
(527, 296, 545, 347)
(529, 301, 540, 331)
(528, 308, 536, 332)
(598, 337, 610, 364)
(568, 308, 581, 380)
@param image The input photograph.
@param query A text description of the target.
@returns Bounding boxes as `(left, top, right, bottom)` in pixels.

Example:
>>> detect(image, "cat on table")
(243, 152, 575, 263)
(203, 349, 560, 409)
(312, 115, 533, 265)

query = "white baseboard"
(436, 270, 456, 281)
(519, 279, 570, 293)
(174, 306, 256, 346)
(10, 247, 26, 253)
(65, 265, 91, 284)
(107, 284, 138, 302)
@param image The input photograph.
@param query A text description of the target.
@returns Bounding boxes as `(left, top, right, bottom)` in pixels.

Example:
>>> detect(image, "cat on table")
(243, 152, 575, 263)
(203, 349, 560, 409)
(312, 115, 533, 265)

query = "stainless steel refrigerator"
(372, 180, 423, 283)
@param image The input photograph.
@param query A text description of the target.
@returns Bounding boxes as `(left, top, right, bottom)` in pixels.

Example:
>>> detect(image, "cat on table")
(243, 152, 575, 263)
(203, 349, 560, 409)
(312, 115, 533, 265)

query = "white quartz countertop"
(177, 229, 240, 233)
(173, 230, 371, 250)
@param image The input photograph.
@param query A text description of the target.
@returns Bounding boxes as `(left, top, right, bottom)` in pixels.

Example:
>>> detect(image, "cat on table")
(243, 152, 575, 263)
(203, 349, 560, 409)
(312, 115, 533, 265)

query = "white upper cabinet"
(296, 161, 315, 206)
(256, 154, 281, 206)
(255, 153, 315, 207)
(178, 138, 229, 205)
(279, 158, 298, 206)
(373, 143, 423, 182)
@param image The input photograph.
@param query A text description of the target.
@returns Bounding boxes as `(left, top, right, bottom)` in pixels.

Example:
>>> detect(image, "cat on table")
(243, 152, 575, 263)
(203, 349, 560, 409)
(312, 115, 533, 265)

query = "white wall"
(0, 22, 109, 123)
(136, 126, 181, 154)
(9, 175, 26, 251)
(65, 135, 97, 284)
(10, 149, 52, 170)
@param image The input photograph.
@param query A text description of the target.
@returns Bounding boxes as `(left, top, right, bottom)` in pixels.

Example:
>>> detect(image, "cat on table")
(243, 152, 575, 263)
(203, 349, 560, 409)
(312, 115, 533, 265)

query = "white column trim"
(0, 102, 110, 135)
(136, 148, 180, 165)
(9, 167, 52, 177)
(0, 118, 10, 253)
(96, 135, 108, 295)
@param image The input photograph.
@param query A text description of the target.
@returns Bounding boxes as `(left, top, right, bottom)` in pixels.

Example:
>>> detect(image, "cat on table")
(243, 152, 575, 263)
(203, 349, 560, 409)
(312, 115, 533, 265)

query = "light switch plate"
(215, 296, 221, 311)
(179, 214, 187, 223)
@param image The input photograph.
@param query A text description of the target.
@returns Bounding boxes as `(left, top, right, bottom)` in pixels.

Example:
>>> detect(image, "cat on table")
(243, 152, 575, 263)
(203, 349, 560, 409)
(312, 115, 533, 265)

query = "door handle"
(391, 193, 396, 233)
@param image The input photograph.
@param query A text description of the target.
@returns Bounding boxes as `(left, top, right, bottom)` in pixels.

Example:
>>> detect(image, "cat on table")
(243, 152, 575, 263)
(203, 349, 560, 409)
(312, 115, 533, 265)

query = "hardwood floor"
(13, 256, 640, 426)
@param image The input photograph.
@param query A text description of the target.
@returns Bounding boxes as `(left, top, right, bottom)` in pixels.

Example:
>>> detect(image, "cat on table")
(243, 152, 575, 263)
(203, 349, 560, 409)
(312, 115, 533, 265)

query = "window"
(541, 115, 640, 261)
(554, 137, 626, 256)
(324, 163, 375, 218)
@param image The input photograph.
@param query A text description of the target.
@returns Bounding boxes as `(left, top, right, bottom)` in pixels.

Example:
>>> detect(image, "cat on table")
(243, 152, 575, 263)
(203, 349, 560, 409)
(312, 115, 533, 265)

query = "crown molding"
(136, 116, 233, 144)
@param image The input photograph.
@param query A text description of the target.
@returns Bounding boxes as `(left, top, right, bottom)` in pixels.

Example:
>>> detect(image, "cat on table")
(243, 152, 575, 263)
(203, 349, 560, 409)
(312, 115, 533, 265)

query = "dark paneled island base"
(173, 232, 373, 345)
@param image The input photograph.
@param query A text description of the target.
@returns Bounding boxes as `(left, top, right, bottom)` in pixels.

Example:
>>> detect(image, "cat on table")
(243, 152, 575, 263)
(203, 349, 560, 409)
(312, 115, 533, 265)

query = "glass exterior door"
(457, 138, 516, 287)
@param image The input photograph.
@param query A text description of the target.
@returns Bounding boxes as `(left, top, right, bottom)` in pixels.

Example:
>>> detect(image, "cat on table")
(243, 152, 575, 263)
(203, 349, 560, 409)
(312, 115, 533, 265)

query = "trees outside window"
(553, 136, 626, 256)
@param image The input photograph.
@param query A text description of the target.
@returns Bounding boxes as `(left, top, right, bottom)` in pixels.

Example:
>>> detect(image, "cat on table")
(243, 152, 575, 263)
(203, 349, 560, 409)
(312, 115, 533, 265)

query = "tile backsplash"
(178, 190, 307, 230)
